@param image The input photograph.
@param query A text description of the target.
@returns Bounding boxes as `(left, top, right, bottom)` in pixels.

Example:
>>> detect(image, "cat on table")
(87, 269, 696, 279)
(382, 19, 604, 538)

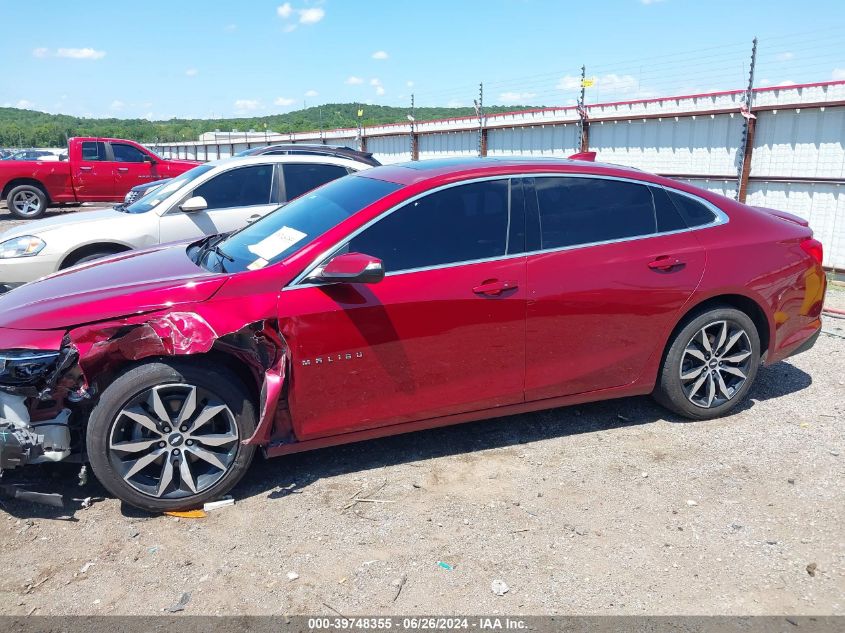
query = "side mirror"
(180, 196, 208, 213)
(313, 252, 385, 284)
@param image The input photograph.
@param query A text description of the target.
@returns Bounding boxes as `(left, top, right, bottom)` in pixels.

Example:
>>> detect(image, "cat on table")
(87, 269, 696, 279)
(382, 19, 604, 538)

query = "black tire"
(61, 248, 126, 269)
(86, 360, 257, 513)
(6, 184, 48, 219)
(653, 306, 761, 420)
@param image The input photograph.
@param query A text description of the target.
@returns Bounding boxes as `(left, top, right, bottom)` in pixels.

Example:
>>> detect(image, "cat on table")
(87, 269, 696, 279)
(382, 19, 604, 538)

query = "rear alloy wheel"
(7, 185, 48, 219)
(654, 307, 760, 420)
(87, 361, 256, 512)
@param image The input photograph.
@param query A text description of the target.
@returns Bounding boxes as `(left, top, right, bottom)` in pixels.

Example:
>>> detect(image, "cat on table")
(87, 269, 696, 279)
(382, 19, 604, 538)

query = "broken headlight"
(0, 350, 60, 386)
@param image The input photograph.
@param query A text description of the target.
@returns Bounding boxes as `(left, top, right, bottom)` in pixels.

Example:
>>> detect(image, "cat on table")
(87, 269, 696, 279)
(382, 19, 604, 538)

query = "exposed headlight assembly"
(0, 235, 46, 258)
(0, 350, 61, 386)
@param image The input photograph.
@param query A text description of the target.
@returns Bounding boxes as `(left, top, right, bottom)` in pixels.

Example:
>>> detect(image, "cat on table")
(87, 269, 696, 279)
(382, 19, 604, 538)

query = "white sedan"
(0, 154, 371, 289)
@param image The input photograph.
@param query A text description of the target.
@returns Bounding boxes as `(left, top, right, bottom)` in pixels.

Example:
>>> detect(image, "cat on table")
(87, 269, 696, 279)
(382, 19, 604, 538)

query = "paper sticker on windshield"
(247, 257, 269, 271)
(247, 226, 307, 261)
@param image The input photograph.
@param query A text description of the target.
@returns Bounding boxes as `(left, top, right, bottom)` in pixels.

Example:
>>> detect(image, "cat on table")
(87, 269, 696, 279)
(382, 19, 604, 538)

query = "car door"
(109, 141, 160, 194)
(72, 140, 114, 199)
(524, 176, 707, 401)
(283, 177, 529, 440)
(157, 164, 278, 243)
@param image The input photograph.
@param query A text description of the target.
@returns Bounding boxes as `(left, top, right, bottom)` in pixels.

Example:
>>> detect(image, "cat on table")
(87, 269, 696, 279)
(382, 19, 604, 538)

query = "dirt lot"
(0, 205, 843, 616)
(0, 201, 104, 231)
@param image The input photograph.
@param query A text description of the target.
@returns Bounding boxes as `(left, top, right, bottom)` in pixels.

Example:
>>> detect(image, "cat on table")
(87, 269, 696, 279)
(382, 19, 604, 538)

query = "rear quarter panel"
(0, 159, 75, 203)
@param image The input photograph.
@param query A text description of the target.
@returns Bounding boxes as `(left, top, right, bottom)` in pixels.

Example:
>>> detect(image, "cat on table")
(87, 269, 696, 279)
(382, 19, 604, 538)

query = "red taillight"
(800, 238, 824, 265)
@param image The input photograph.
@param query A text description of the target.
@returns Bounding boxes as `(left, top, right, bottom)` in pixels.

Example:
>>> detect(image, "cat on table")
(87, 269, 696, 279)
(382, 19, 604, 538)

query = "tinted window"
(81, 141, 106, 161)
(667, 190, 717, 228)
(194, 165, 273, 210)
(284, 163, 350, 201)
(217, 175, 400, 272)
(112, 142, 147, 163)
(347, 179, 510, 273)
(534, 177, 656, 249)
(652, 186, 687, 233)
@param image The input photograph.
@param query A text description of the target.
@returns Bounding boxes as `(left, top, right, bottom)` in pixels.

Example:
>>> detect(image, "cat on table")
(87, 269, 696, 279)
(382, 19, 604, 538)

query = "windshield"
(125, 164, 214, 213)
(214, 175, 400, 272)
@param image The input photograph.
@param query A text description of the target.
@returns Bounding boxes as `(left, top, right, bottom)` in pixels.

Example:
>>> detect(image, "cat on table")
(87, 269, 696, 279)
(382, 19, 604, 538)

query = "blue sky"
(1, 0, 843, 120)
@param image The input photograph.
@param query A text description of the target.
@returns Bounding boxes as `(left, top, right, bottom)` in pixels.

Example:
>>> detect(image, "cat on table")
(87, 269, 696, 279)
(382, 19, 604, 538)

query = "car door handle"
(79, 166, 92, 171)
(473, 280, 518, 296)
(117, 167, 129, 172)
(648, 256, 684, 271)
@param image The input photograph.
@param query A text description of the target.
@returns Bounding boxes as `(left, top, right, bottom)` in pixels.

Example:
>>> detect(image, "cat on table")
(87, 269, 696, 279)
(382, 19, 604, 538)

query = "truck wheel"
(6, 185, 48, 219)
(86, 360, 257, 513)
(653, 306, 761, 420)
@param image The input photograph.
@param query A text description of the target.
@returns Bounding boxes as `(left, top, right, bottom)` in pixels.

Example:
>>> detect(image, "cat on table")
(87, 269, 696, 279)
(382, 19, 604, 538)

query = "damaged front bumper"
(0, 345, 84, 472)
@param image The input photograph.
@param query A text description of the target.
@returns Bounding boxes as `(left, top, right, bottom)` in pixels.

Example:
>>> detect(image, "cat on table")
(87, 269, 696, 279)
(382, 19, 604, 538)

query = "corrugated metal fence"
(150, 81, 845, 269)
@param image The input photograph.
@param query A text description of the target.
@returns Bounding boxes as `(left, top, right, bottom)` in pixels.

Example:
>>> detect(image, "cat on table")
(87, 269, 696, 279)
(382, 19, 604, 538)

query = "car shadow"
(0, 360, 812, 520)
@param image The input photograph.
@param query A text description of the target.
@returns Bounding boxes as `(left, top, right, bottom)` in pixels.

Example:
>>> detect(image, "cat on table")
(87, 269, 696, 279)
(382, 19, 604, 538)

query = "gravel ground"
(0, 285, 842, 616)
(0, 201, 106, 232)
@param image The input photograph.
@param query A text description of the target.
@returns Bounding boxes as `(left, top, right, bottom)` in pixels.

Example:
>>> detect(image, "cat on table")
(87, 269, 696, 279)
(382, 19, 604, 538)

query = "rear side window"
(347, 179, 511, 273)
(111, 142, 147, 163)
(193, 165, 273, 210)
(667, 190, 717, 228)
(283, 163, 350, 201)
(533, 177, 656, 249)
(81, 141, 106, 161)
(651, 186, 688, 233)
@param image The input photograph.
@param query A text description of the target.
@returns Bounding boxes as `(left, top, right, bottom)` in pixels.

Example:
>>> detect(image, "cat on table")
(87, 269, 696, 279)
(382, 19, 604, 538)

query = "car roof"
(204, 154, 373, 169)
(239, 143, 380, 166)
(358, 156, 670, 188)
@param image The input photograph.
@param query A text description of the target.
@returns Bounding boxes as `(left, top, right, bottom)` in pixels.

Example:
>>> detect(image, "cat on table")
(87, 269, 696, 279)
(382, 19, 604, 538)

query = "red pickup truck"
(0, 137, 199, 219)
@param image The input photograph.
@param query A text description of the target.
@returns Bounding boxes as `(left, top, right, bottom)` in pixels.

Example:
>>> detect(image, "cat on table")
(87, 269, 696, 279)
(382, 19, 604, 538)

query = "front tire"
(7, 184, 48, 219)
(86, 361, 256, 513)
(654, 306, 761, 420)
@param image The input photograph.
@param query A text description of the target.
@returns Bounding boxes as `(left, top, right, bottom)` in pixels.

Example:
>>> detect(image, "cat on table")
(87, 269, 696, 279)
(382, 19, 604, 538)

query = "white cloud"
(345, 76, 363, 85)
(144, 112, 155, 120)
(556, 75, 581, 90)
(640, 0, 666, 4)
(16, 99, 34, 109)
(110, 100, 125, 111)
(299, 7, 325, 24)
(283, 24, 297, 33)
(375, 86, 385, 96)
(832, 68, 845, 80)
(371, 50, 389, 60)
(776, 52, 795, 61)
(274, 96, 296, 106)
(556, 73, 638, 96)
(499, 91, 537, 104)
(775, 80, 796, 87)
(185, 68, 198, 77)
(32, 47, 49, 58)
(234, 99, 261, 112)
(370, 78, 382, 86)
(277, 2, 293, 18)
(56, 47, 106, 60)
(304, 89, 318, 98)
(446, 99, 465, 108)
(406, 80, 414, 88)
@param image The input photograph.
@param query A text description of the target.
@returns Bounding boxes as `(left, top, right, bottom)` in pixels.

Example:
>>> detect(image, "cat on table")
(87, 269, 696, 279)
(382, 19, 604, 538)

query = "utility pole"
(577, 64, 589, 153)
(408, 94, 418, 161)
(319, 107, 324, 144)
(474, 83, 486, 157)
(737, 37, 758, 203)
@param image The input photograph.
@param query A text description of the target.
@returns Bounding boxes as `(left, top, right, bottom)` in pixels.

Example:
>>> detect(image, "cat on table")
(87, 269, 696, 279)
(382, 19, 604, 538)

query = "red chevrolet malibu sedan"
(0, 157, 826, 512)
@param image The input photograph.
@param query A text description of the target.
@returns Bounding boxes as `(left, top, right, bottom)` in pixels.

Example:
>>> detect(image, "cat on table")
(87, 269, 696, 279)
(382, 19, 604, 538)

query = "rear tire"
(653, 306, 761, 420)
(7, 184, 48, 219)
(86, 360, 257, 513)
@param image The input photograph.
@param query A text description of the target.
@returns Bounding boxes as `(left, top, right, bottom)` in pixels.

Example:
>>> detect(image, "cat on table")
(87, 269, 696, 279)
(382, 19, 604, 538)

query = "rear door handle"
(648, 256, 684, 271)
(79, 166, 92, 171)
(117, 167, 129, 172)
(473, 279, 518, 296)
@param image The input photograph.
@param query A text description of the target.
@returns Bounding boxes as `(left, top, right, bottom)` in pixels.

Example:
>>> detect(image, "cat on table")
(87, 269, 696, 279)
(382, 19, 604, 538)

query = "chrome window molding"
(284, 173, 729, 290)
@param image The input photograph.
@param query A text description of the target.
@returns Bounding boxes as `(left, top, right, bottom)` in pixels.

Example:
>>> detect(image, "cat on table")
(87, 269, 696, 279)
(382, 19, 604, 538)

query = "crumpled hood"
(0, 244, 228, 331)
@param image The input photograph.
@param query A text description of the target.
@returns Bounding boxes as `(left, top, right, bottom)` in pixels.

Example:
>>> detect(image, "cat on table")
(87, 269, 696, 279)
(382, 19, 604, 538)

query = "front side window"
(283, 163, 351, 201)
(81, 141, 106, 161)
(111, 142, 147, 163)
(533, 177, 656, 249)
(125, 164, 214, 213)
(347, 179, 511, 273)
(193, 165, 274, 210)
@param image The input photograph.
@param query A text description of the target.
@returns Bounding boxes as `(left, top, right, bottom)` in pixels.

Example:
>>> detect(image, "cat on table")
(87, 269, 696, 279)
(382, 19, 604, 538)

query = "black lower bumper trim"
(787, 328, 821, 358)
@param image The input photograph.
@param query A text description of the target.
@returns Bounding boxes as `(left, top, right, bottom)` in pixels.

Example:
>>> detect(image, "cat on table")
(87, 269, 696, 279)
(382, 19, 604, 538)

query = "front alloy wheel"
(87, 361, 256, 512)
(109, 384, 239, 499)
